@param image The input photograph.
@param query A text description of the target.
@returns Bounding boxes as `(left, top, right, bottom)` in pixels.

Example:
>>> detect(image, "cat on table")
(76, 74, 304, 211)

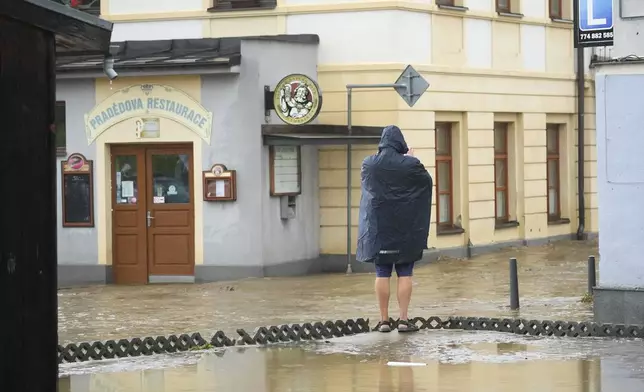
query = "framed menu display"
(61, 153, 95, 227)
(269, 146, 301, 196)
(203, 163, 236, 202)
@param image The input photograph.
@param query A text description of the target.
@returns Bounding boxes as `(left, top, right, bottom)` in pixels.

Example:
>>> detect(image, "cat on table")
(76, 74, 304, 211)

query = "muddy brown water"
(59, 329, 644, 391)
(58, 240, 644, 391)
(58, 240, 598, 344)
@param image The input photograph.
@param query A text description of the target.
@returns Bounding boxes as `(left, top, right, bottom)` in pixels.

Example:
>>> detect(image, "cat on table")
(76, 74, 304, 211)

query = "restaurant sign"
(84, 84, 213, 145)
(272, 74, 322, 125)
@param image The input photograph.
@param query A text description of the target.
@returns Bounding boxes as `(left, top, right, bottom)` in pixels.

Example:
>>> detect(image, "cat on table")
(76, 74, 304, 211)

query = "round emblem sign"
(211, 164, 227, 176)
(273, 74, 322, 125)
(68, 154, 86, 170)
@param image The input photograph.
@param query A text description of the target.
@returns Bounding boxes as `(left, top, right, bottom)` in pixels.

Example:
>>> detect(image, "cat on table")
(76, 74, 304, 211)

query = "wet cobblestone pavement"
(58, 240, 597, 344)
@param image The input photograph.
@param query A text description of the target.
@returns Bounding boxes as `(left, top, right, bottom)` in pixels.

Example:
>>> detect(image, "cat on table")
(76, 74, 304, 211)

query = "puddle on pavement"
(59, 330, 644, 392)
(58, 240, 598, 344)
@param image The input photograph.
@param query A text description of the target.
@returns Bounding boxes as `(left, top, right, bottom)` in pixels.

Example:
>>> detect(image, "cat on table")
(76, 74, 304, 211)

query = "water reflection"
(58, 335, 618, 392)
(378, 356, 415, 392)
(58, 240, 598, 344)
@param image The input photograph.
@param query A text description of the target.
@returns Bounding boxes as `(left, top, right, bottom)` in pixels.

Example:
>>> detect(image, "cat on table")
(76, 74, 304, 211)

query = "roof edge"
(55, 34, 319, 76)
(57, 64, 242, 80)
(24, 0, 113, 31)
(0, 0, 112, 56)
(0, 0, 113, 34)
(239, 34, 320, 45)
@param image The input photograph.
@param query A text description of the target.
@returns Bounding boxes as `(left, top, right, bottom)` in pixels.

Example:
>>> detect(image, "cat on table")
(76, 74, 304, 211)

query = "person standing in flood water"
(357, 125, 433, 333)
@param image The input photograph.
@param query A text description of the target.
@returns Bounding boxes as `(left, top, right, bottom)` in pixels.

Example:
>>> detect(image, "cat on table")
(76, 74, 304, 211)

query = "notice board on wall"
(61, 153, 94, 227)
(269, 145, 301, 196)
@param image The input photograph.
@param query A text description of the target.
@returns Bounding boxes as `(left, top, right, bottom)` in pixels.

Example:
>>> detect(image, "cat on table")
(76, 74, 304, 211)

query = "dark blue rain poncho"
(356, 125, 433, 265)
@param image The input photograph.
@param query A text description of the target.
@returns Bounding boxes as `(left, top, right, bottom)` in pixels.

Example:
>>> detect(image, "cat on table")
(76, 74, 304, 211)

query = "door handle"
(147, 211, 155, 227)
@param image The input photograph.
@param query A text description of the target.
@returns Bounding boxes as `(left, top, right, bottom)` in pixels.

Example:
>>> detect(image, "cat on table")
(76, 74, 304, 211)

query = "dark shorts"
(375, 262, 415, 278)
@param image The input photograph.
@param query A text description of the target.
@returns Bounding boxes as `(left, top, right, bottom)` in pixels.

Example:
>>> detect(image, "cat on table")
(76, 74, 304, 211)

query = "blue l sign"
(576, 0, 614, 47)
(579, 0, 613, 31)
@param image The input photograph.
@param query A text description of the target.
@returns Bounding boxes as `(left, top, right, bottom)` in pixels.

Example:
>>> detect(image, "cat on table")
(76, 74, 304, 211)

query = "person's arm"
(361, 158, 369, 183)
(406, 157, 431, 187)
(409, 158, 433, 224)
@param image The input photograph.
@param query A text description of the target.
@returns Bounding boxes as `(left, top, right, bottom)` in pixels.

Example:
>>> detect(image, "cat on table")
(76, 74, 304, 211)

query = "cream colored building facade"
(84, 0, 597, 268)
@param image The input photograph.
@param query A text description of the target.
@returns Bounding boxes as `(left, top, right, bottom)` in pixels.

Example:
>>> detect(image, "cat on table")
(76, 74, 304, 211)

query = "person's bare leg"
(375, 277, 391, 321)
(397, 276, 413, 320)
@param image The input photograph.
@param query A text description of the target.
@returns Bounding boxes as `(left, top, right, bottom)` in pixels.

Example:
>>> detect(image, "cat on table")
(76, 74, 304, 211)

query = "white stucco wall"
(595, 63, 644, 288)
(56, 79, 99, 265)
(110, 20, 204, 42)
(285, 10, 431, 64)
(612, 0, 644, 58)
(108, 0, 203, 14)
(199, 39, 320, 268)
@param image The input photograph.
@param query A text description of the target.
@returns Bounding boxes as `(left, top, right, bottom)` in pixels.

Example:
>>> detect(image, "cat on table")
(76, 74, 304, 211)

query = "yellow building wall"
(308, 4, 595, 254)
(580, 89, 599, 234)
(316, 64, 596, 254)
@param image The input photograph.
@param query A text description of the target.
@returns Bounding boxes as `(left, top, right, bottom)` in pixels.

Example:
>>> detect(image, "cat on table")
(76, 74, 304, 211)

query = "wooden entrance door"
(111, 144, 194, 284)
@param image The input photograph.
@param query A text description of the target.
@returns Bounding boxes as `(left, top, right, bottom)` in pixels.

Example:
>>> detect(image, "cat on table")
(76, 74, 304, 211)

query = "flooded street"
(59, 240, 598, 344)
(57, 239, 644, 391)
(59, 329, 644, 391)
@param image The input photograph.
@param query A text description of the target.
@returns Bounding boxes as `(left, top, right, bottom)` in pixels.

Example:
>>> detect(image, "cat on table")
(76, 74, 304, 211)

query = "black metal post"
(509, 257, 520, 310)
(588, 255, 597, 295)
(574, 0, 586, 240)
(346, 88, 353, 274)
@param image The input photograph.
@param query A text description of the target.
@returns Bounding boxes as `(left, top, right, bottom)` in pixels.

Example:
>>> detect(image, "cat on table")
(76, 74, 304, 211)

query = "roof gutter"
(56, 64, 241, 79)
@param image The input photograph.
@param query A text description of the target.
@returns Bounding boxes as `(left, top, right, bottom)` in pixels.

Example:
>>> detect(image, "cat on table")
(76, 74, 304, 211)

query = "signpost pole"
(572, 0, 615, 240)
(574, 0, 586, 240)
(345, 83, 409, 274)
(344, 66, 429, 274)
(346, 88, 353, 273)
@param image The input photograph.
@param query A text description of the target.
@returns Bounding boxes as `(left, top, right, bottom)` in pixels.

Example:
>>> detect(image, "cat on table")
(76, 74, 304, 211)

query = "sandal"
(374, 320, 392, 333)
(397, 320, 419, 333)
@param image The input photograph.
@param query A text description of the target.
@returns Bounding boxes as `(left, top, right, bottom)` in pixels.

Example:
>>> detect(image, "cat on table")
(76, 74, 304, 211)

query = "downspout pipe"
(575, 22, 586, 240)
(103, 56, 118, 81)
